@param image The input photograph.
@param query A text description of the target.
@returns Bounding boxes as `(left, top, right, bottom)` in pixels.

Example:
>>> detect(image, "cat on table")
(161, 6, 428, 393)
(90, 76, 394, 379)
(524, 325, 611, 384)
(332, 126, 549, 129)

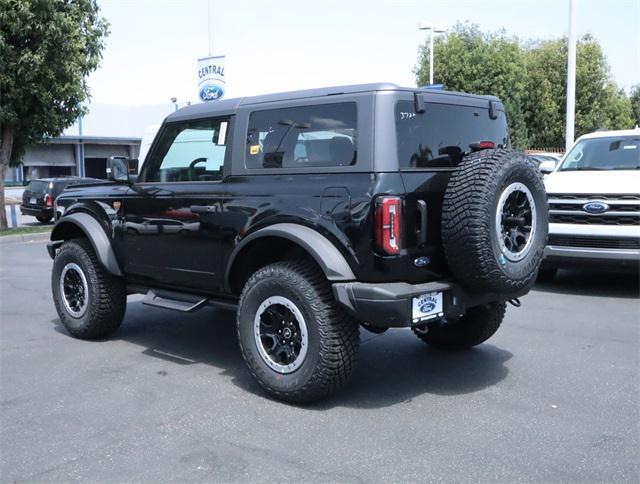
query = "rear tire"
(412, 302, 506, 350)
(36, 215, 52, 224)
(52, 238, 126, 339)
(442, 149, 548, 295)
(237, 260, 360, 403)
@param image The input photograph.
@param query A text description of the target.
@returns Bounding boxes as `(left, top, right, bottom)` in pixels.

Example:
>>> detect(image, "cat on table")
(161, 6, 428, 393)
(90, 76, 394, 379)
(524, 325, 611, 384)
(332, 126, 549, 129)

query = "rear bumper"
(20, 205, 52, 218)
(332, 280, 525, 328)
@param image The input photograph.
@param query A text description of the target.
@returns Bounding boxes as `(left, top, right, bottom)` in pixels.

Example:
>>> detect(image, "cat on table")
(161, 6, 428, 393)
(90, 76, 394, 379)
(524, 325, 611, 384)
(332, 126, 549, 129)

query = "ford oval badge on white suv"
(539, 128, 640, 280)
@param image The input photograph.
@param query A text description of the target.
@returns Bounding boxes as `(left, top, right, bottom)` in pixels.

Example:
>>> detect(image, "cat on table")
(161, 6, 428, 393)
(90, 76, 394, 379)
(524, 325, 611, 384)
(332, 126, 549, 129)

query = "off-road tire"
(36, 215, 52, 224)
(237, 260, 360, 404)
(52, 238, 126, 339)
(412, 302, 506, 350)
(442, 149, 548, 294)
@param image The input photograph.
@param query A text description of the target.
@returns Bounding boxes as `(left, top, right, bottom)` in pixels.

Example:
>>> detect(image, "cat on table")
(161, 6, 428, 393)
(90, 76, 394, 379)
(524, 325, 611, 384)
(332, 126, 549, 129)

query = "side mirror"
(538, 160, 556, 174)
(106, 156, 130, 182)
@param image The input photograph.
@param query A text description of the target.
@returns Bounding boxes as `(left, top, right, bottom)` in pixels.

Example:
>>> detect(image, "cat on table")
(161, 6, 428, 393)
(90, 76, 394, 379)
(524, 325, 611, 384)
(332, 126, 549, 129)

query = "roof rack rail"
(418, 84, 445, 90)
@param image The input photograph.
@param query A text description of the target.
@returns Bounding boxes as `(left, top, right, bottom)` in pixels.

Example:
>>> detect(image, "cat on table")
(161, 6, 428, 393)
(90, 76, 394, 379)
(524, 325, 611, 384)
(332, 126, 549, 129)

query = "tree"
(415, 23, 530, 149)
(414, 24, 634, 151)
(523, 35, 634, 147)
(630, 85, 640, 126)
(0, 0, 108, 229)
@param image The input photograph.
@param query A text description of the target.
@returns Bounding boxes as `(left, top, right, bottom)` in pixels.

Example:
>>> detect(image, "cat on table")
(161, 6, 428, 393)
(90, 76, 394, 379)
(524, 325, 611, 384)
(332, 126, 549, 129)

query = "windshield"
(559, 136, 639, 171)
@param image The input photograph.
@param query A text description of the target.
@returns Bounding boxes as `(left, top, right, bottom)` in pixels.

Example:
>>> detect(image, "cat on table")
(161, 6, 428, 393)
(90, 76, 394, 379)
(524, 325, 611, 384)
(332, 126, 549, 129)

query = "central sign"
(197, 55, 226, 102)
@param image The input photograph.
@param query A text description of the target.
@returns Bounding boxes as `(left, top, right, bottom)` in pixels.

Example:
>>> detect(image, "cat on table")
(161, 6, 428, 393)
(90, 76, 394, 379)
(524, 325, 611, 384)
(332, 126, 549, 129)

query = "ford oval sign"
(583, 201, 609, 214)
(199, 84, 225, 102)
(420, 301, 436, 313)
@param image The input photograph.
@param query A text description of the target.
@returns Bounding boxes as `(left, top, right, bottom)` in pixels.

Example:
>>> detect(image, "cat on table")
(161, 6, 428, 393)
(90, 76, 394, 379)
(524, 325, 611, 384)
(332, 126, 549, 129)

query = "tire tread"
(237, 260, 359, 403)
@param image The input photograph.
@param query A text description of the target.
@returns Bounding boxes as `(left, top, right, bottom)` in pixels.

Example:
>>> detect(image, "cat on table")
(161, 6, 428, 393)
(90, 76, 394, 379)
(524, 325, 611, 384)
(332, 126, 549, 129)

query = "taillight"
(375, 196, 402, 255)
(45, 194, 54, 207)
(469, 140, 496, 151)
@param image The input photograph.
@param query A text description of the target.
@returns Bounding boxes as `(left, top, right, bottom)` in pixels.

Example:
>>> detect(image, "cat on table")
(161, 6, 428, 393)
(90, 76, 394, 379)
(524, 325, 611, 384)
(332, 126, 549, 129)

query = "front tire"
(237, 261, 359, 403)
(412, 302, 506, 350)
(52, 238, 126, 339)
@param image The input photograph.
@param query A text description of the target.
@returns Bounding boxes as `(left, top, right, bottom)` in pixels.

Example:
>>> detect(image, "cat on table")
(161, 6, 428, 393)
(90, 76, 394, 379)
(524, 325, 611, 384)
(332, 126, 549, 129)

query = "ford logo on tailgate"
(583, 201, 609, 214)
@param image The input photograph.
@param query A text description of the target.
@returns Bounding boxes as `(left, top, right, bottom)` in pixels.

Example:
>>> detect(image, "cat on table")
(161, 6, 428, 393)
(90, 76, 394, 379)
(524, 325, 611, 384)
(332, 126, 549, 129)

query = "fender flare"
(225, 223, 356, 290)
(50, 212, 122, 276)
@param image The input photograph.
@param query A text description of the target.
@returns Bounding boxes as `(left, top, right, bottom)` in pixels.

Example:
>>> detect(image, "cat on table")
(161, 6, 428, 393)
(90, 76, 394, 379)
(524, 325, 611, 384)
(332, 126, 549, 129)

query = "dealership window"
(246, 102, 357, 169)
(145, 117, 228, 182)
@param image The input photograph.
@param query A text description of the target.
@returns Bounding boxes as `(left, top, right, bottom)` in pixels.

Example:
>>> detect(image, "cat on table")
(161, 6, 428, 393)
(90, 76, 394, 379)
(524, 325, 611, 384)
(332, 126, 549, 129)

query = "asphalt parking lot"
(1, 238, 638, 482)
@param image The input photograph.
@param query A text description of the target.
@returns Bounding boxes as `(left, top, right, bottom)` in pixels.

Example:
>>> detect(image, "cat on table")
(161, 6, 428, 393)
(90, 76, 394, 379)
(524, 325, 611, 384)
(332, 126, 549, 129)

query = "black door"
(118, 116, 231, 294)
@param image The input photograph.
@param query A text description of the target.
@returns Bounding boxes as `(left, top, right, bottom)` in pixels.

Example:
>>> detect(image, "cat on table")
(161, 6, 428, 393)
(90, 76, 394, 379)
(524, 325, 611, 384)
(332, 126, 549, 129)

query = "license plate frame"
(29, 197, 36, 204)
(412, 291, 444, 323)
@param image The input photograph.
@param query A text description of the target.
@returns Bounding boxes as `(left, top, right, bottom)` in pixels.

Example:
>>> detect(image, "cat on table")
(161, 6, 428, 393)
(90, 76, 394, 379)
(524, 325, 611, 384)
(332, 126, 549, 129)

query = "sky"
(88, 0, 639, 107)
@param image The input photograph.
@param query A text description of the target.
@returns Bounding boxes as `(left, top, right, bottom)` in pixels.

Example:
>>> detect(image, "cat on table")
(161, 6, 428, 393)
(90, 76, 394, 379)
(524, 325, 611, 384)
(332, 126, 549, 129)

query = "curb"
(0, 231, 51, 245)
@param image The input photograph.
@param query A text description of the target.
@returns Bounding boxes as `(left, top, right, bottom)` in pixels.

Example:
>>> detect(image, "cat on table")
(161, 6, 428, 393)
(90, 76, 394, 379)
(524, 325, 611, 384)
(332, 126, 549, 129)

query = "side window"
(145, 117, 229, 182)
(246, 102, 357, 169)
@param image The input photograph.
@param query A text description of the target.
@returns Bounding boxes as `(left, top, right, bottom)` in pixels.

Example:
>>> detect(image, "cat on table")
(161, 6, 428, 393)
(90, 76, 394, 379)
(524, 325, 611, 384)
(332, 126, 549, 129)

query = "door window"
(144, 118, 229, 182)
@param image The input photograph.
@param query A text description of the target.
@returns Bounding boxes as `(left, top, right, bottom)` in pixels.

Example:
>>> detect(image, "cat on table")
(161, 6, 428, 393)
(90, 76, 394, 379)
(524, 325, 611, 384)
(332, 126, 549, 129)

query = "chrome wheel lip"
(253, 296, 308, 374)
(495, 182, 537, 262)
(60, 262, 89, 318)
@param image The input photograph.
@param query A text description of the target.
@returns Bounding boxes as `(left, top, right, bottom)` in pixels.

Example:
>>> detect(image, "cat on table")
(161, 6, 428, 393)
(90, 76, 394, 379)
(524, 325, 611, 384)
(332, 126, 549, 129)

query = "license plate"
(412, 291, 444, 323)
(30, 197, 36, 204)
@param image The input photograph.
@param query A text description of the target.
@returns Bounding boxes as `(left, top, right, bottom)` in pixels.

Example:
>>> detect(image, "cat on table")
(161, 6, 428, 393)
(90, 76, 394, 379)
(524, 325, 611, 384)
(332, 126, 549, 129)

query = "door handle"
(417, 200, 428, 244)
(190, 205, 216, 214)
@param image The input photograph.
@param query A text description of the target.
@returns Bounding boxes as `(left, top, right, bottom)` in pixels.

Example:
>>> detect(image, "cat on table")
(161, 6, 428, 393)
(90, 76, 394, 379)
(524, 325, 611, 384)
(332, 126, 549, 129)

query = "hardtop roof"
(165, 83, 501, 123)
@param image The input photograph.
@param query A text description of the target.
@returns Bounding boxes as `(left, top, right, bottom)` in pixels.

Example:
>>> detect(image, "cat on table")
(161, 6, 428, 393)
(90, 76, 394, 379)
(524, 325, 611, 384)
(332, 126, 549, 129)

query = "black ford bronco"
(48, 83, 548, 403)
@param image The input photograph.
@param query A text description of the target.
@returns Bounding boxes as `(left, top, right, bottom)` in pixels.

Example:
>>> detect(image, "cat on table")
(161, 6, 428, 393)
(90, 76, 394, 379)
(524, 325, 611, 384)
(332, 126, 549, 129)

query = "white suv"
(539, 128, 640, 280)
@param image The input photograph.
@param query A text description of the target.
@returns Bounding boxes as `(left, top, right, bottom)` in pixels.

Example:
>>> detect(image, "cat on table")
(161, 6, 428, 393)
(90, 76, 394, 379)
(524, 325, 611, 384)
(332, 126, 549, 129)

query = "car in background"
(529, 152, 563, 170)
(539, 128, 640, 280)
(20, 177, 102, 224)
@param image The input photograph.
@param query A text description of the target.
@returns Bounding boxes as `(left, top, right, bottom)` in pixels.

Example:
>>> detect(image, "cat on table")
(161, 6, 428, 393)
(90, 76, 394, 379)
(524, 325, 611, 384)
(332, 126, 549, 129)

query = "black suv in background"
(47, 84, 548, 403)
(21, 177, 102, 223)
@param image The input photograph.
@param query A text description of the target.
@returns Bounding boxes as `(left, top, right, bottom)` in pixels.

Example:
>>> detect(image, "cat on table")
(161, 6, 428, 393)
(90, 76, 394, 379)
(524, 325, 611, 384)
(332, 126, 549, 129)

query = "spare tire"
(441, 149, 548, 295)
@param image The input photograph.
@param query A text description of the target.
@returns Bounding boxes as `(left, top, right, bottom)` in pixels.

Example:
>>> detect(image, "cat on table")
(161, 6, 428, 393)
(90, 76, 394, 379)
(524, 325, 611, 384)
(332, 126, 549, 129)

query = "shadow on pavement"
(534, 267, 639, 299)
(52, 300, 512, 409)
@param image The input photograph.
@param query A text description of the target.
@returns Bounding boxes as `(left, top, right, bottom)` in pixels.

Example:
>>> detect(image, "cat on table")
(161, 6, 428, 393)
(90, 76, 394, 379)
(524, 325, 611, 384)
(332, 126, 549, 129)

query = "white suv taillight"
(375, 196, 402, 255)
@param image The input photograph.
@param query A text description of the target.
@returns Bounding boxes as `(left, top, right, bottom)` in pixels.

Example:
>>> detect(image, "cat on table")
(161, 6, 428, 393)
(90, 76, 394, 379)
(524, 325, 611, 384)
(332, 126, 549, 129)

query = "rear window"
(27, 180, 50, 192)
(395, 101, 509, 169)
(246, 102, 357, 169)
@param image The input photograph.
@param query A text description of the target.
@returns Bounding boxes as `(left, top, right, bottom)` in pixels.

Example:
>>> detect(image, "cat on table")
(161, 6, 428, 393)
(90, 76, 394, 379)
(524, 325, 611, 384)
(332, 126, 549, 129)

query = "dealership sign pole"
(197, 0, 225, 102)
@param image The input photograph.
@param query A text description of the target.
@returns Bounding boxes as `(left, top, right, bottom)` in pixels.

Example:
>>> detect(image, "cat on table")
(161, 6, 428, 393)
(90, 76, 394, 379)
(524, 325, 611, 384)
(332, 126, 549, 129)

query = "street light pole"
(565, 0, 577, 152)
(429, 29, 435, 85)
(419, 24, 446, 86)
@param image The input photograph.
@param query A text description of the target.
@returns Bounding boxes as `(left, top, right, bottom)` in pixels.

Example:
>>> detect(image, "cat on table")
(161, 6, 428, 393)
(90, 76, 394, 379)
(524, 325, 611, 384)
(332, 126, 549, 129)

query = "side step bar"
(142, 289, 208, 312)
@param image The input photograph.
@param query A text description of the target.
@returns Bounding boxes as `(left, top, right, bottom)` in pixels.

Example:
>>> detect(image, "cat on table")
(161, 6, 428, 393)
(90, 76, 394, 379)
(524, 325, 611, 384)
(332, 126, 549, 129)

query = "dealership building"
(5, 103, 174, 183)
